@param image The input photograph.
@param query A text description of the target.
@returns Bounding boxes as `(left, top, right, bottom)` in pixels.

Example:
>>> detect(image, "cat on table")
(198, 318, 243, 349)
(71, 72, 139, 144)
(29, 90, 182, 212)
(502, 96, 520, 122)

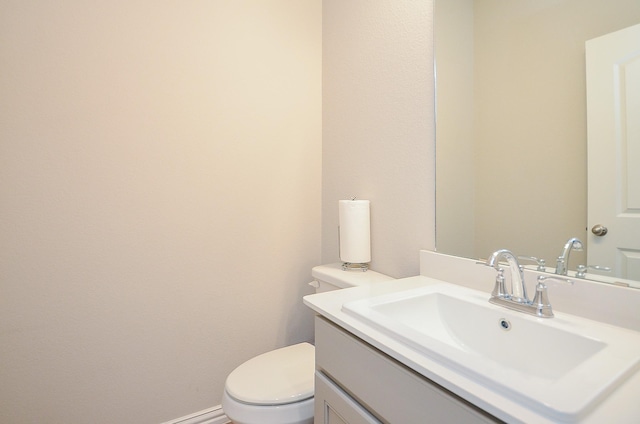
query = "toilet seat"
(225, 342, 315, 405)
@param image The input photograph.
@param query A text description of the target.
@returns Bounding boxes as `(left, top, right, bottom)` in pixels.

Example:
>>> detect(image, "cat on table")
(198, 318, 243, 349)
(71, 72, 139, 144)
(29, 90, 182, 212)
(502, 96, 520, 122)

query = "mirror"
(434, 0, 640, 285)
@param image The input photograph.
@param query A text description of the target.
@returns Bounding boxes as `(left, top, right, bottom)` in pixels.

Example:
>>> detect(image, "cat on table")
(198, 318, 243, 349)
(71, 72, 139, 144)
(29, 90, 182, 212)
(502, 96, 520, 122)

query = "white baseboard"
(161, 405, 230, 424)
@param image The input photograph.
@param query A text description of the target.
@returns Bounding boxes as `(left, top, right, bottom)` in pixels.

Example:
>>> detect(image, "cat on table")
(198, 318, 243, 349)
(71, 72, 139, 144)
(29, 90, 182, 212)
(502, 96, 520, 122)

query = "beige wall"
(1, 1, 435, 422)
(0, 1, 321, 423)
(322, 0, 436, 278)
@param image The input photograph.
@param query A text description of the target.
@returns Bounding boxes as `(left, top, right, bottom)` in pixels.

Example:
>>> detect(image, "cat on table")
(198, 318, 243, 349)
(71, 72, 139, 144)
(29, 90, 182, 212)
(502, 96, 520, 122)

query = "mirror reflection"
(434, 0, 640, 286)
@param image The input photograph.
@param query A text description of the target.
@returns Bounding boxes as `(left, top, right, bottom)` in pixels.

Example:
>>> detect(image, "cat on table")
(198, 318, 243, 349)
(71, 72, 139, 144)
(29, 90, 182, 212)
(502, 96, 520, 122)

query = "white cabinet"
(314, 316, 500, 424)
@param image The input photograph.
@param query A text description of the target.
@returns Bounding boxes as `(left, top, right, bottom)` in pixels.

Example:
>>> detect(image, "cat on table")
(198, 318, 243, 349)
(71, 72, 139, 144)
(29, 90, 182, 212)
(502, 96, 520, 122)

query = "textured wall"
(0, 2, 321, 422)
(322, 0, 436, 278)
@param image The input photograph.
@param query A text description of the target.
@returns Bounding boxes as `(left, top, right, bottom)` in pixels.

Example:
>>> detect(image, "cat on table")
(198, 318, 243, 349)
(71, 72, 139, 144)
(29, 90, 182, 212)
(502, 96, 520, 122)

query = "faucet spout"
(556, 237, 584, 275)
(487, 249, 528, 303)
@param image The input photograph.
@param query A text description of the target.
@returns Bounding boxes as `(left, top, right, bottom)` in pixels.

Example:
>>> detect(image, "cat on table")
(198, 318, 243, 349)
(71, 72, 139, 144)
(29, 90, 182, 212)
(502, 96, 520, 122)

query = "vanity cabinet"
(314, 316, 500, 424)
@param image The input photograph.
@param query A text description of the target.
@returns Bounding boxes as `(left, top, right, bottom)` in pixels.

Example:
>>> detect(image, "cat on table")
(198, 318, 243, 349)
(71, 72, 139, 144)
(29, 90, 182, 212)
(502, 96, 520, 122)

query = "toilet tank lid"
(312, 263, 394, 288)
(225, 343, 315, 406)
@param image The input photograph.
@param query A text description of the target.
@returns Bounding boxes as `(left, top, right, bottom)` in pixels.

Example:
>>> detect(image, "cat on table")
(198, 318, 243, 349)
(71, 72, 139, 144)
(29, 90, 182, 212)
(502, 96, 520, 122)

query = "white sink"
(342, 282, 640, 422)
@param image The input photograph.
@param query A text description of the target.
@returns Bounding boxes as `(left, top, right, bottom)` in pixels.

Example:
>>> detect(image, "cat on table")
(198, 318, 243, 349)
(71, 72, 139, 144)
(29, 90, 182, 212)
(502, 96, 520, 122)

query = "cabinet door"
(315, 371, 381, 424)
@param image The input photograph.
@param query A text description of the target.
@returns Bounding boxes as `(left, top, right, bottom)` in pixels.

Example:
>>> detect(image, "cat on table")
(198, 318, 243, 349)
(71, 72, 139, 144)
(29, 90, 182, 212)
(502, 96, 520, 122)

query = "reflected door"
(586, 23, 640, 280)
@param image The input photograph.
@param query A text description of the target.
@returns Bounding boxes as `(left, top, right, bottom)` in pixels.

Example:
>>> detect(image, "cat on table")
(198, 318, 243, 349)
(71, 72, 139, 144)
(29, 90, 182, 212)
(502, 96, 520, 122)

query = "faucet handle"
(491, 268, 508, 299)
(532, 276, 574, 318)
(517, 255, 547, 271)
(478, 261, 509, 299)
(576, 264, 612, 278)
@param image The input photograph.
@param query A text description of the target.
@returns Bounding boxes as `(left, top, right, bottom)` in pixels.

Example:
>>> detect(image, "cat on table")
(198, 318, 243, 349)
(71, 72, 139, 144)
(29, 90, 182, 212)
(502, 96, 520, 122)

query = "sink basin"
(342, 282, 640, 422)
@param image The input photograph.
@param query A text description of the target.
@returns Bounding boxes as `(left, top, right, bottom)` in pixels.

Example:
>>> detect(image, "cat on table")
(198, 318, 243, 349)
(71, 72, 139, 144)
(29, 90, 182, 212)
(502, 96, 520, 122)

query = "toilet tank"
(310, 263, 394, 293)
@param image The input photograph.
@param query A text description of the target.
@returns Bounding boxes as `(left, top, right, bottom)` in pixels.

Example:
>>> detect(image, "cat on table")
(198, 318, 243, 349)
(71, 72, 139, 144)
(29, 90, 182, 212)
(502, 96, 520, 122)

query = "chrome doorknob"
(591, 225, 608, 236)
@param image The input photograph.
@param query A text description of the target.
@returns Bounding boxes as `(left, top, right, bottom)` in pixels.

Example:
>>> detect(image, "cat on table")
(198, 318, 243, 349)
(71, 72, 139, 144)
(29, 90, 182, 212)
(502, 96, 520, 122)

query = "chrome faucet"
(486, 249, 527, 302)
(576, 264, 611, 278)
(518, 255, 547, 272)
(482, 249, 573, 318)
(556, 237, 584, 275)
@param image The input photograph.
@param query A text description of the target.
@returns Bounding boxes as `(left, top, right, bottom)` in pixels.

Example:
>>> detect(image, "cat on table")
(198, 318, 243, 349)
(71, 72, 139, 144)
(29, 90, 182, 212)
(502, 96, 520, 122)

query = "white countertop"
(303, 275, 640, 424)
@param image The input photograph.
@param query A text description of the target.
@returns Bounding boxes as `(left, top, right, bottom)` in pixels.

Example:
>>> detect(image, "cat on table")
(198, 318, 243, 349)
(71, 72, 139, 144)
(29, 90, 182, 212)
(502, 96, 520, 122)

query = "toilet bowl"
(221, 263, 394, 424)
(222, 343, 315, 424)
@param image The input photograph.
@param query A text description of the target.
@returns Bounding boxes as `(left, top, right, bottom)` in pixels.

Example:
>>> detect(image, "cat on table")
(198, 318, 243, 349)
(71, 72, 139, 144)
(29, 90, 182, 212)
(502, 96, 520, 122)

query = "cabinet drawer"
(315, 316, 500, 424)
(315, 371, 381, 424)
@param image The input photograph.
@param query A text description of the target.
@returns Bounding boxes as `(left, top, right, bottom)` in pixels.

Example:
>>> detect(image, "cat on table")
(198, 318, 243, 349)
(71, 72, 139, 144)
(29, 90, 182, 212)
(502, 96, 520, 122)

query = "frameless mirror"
(434, 0, 640, 286)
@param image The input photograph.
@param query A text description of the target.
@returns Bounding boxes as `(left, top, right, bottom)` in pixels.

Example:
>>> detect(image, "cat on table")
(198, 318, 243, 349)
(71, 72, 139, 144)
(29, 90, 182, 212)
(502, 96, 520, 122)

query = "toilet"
(221, 263, 394, 424)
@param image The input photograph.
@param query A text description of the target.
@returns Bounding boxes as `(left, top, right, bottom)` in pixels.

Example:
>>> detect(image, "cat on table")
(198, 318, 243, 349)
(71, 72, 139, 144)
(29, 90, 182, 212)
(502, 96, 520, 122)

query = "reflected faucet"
(556, 237, 584, 276)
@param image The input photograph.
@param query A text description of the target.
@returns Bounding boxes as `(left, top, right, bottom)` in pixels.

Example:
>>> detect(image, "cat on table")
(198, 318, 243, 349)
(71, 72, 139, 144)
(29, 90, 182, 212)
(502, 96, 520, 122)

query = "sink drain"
(499, 318, 511, 331)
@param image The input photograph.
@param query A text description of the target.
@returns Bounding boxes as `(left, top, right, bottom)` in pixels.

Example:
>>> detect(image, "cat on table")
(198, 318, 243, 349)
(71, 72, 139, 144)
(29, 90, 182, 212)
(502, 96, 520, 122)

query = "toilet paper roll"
(339, 200, 371, 264)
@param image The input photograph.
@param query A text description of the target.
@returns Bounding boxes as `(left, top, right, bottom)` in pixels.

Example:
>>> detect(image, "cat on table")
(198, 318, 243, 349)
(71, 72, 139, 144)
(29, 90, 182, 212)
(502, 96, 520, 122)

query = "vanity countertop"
(303, 275, 640, 424)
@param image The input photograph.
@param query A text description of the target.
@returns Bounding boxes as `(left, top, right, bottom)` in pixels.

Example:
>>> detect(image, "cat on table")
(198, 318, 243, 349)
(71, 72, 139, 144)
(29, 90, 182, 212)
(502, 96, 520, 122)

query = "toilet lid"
(225, 342, 315, 406)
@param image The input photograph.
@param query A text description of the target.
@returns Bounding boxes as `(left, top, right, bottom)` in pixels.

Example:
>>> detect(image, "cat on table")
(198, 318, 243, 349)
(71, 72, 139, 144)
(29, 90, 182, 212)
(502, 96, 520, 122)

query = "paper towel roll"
(339, 200, 371, 264)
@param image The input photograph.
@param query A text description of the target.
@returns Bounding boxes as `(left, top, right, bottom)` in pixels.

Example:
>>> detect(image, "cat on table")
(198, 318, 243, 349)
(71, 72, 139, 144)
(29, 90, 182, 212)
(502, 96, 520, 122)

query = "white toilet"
(221, 263, 394, 424)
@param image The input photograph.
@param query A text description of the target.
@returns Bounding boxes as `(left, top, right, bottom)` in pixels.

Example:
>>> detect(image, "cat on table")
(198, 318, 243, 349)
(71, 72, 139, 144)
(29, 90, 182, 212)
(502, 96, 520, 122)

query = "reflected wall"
(436, 0, 640, 268)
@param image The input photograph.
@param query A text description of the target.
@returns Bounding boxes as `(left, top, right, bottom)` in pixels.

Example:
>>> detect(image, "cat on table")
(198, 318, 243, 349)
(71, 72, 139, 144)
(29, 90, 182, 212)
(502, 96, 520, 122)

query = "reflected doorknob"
(591, 225, 608, 236)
